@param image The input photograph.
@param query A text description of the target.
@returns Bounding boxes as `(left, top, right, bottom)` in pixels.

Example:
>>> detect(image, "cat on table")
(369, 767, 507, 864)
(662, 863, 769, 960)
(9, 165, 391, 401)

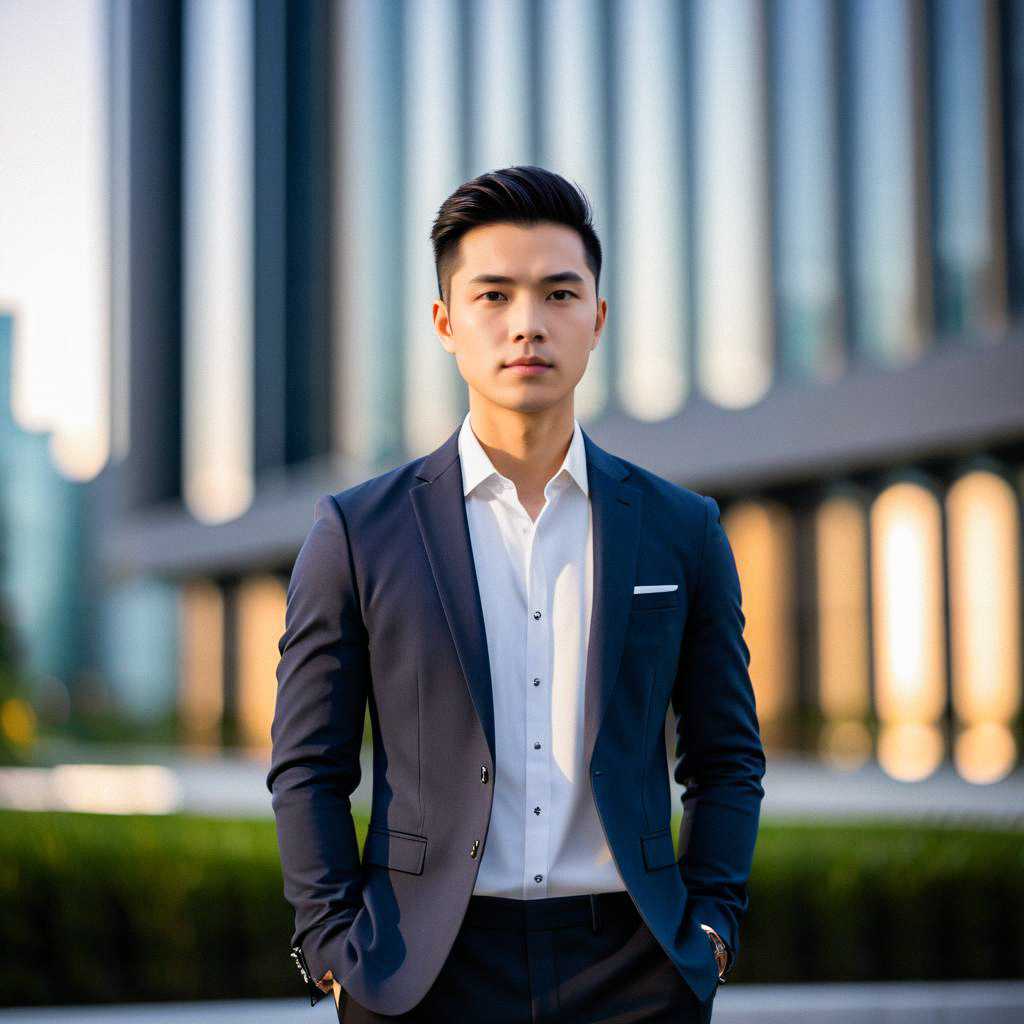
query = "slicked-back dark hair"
(430, 165, 602, 306)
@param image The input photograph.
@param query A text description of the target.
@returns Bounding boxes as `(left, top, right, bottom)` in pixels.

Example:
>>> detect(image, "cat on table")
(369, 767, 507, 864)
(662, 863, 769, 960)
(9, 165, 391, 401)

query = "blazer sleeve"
(266, 493, 370, 1002)
(671, 494, 767, 971)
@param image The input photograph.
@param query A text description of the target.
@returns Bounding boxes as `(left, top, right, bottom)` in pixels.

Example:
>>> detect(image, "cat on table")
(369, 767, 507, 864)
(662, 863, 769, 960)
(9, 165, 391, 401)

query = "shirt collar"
(457, 412, 589, 499)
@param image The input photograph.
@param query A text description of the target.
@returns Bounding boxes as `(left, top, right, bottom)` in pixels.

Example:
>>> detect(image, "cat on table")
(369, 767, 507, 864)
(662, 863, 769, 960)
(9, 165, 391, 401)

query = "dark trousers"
(337, 889, 717, 1024)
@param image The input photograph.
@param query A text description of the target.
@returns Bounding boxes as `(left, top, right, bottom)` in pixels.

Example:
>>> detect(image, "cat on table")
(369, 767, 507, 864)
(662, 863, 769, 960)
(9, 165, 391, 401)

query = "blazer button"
(470, 839, 480, 858)
(480, 766, 489, 783)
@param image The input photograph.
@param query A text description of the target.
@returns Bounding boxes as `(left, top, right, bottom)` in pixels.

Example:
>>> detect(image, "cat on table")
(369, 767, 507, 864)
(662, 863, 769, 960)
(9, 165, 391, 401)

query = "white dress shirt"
(458, 412, 627, 899)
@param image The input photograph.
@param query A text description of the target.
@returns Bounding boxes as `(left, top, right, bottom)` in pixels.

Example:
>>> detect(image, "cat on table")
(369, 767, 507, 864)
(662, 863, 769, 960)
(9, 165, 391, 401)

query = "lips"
(504, 358, 551, 367)
(504, 363, 551, 376)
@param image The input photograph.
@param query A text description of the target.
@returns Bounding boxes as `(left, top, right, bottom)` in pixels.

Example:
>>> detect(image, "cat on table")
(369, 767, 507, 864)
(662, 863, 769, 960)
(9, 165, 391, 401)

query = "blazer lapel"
(581, 431, 642, 769)
(411, 427, 497, 764)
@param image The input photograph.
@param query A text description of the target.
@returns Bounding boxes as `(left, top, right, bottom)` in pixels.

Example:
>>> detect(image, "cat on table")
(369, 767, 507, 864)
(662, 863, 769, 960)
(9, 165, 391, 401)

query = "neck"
(467, 397, 576, 499)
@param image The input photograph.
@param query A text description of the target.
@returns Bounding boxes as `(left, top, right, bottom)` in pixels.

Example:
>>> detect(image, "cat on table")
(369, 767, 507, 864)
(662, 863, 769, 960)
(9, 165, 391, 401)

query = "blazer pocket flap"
(641, 828, 678, 871)
(363, 827, 427, 875)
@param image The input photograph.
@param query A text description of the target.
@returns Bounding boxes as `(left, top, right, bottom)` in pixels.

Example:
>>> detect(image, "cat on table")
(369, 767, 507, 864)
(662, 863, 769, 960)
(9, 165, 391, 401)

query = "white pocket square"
(633, 584, 678, 594)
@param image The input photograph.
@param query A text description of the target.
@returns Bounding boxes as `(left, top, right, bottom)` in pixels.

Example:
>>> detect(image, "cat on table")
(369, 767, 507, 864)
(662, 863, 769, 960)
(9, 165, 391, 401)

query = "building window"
(180, 578, 224, 749)
(870, 479, 947, 781)
(946, 467, 1021, 783)
(692, 0, 773, 408)
(182, 0, 255, 523)
(613, 0, 689, 420)
(771, 0, 844, 382)
(928, 0, 1007, 337)
(722, 499, 797, 750)
(236, 575, 287, 751)
(815, 491, 872, 768)
(844, 0, 930, 364)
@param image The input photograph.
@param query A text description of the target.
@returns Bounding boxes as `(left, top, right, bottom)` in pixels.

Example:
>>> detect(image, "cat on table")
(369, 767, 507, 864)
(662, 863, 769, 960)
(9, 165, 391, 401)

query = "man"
(267, 165, 766, 1023)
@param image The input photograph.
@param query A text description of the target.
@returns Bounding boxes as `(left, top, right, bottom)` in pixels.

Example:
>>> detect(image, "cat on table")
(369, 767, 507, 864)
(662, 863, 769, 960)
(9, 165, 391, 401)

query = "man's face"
(432, 221, 606, 418)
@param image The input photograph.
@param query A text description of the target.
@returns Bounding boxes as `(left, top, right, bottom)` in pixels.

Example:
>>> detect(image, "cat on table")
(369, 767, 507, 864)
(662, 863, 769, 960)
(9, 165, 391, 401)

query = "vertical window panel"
(845, 0, 930, 363)
(332, 0, 405, 464)
(815, 493, 872, 767)
(236, 575, 286, 751)
(538, 0, 611, 422)
(1000, 0, 1024, 315)
(182, 0, 254, 522)
(180, 579, 224, 748)
(722, 500, 797, 750)
(771, 0, 844, 381)
(946, 469, 1021, 782)
(403, 0, 466, 455)
(929, 0, 1007, 336)
(614, 0, 688, 420)
(100, 578, 180, 721)
(870, 481, 947, 781)
(693, 0, 773, 409)
(468, 0, 532, 172)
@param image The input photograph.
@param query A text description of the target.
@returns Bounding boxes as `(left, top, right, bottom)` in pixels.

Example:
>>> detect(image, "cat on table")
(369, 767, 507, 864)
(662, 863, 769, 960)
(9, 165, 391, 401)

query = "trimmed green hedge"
(1, 810, 1021, 1006)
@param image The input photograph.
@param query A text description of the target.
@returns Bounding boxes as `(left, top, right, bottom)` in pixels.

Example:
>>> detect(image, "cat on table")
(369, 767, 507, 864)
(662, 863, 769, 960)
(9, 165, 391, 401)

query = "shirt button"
(480, 766, 489, 783)
(533, 678, 540, 686)
(533, 611, 541, 620)
(534, 874, 543, 883)
(533, 742, 541, 749)
(534, 806, 541, 815)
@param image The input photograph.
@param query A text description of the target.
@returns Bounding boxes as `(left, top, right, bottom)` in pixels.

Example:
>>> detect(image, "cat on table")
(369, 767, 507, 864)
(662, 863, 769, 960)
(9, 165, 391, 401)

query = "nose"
(510, 293, 547, 344)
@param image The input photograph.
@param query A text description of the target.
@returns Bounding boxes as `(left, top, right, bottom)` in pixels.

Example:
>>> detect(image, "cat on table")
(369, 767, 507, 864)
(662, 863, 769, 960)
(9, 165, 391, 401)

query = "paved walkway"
(1, 981, 1023, 1023)
(2, 742, 1023, 825)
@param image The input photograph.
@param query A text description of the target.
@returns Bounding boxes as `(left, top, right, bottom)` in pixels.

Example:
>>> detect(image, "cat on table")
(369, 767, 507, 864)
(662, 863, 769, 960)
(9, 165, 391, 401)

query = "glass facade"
(181, 0, 255, 523)
(693, 0, 773, 408)
(771, 0, 844, 380)
(929, 0, 1005, 336)
(89, 0, 1024, 783)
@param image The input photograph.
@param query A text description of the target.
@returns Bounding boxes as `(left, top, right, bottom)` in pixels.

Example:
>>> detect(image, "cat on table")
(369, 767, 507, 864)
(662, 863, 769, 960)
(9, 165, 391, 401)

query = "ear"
(592, 297, 607, 350)
(432, 299, 456, 355)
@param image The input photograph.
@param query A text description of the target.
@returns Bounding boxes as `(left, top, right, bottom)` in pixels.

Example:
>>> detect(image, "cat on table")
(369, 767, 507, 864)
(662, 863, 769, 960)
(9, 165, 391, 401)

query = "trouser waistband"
(463, 889, 636, 932)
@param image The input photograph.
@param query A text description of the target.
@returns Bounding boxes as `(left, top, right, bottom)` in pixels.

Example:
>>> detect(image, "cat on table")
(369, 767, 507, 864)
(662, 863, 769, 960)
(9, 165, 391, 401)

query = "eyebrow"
(466, 271, 586, 287)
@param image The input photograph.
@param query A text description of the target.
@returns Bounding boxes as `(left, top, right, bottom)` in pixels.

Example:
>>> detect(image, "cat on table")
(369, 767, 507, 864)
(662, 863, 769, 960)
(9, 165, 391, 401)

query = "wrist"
(700, 923, 731, 980)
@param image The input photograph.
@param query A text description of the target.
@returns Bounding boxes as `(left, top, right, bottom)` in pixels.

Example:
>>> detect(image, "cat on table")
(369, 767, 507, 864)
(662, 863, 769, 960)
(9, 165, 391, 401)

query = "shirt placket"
(521, 498, 553, 898)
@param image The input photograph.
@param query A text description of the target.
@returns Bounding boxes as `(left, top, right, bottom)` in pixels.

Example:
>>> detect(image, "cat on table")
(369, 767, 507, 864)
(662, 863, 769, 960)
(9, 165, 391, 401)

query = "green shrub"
(1, 810, 1021, 1007)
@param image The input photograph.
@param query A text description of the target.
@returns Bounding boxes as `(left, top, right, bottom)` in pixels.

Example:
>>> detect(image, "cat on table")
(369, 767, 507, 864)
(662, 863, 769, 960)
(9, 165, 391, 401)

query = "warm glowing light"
(721, 500, 796, 745)
(0, 698, 37, 748)
(877, 722, 944, 782)
(816, 495, 871, 722)
(955, 723, 1017, 784)
(870, 482, 946, 781)
(180, 579, 224, 748)
(946, 470, 1021, 782)
(237, 576, 287, 751)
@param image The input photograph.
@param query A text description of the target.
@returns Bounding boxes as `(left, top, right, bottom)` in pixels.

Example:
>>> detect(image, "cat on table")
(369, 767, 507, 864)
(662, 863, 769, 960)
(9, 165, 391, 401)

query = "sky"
(0, 0, 109, 481)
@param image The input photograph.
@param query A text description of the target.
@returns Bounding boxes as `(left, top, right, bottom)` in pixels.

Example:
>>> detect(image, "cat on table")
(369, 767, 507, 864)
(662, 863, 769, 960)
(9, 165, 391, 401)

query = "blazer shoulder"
(610, 450, 718, 520)
(325, 450, 432, 527)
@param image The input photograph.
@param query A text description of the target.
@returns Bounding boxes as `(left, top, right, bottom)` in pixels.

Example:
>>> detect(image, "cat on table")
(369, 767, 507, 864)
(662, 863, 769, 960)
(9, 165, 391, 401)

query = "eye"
(481, 291, 507, 301)
(549, 290, 577, 301)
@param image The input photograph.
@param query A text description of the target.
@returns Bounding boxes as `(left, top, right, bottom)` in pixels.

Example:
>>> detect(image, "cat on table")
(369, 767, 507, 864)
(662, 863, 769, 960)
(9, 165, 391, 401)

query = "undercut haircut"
(430, 165, 602, 307)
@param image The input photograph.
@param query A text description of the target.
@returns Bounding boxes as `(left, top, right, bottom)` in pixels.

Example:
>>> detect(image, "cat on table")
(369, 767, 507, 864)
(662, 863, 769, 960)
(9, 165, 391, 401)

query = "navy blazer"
(267, 423, 766, 1015)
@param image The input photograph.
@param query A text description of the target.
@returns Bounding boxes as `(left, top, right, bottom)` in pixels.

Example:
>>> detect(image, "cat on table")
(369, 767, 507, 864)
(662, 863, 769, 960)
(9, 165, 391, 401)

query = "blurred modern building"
(0, 314, 89, 701)
(94, 0, 1024, 783)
